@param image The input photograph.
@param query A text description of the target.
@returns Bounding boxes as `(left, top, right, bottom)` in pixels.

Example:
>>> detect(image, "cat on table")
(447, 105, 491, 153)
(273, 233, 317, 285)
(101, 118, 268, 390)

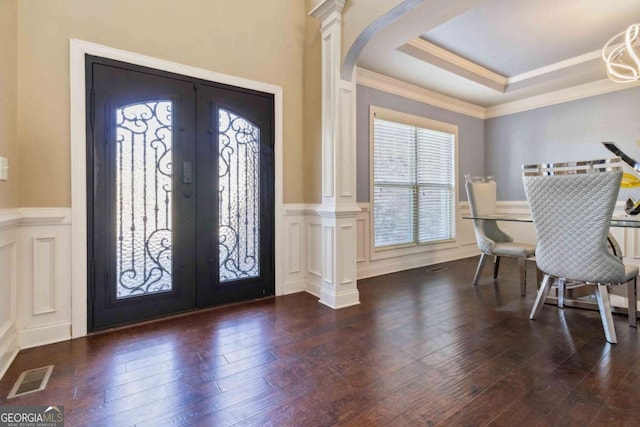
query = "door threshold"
(88, 295, 276, 336)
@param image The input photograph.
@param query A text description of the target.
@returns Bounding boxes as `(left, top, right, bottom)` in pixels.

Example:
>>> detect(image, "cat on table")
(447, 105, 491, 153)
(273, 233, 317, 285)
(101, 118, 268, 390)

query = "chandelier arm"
(602, 24, 640, 83)
(625, 25, 640, 74)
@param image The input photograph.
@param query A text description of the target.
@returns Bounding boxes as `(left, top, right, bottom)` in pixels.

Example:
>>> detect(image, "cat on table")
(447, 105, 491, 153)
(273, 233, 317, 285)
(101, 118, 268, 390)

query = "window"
(371, 107, 456, 250)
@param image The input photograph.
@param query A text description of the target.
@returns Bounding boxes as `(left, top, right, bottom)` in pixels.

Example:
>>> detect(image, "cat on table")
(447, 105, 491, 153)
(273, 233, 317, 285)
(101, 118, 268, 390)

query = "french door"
(87, 56, 274, 331)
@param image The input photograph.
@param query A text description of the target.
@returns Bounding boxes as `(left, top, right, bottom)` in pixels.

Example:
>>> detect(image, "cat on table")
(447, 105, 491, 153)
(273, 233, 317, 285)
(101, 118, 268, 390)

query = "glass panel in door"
(116, 101, 173, 298)
(218, 108, 261, 282)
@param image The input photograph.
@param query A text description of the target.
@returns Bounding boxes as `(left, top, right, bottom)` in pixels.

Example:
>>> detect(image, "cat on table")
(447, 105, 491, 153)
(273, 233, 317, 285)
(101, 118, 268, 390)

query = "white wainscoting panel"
(307, 221, 322, 278)
(608, 203, 640, 267)
(493, 201, 537, 244)
(17, 209, 72, 349)
(632, 228, 640, 260)
(0, 229, 18, 380)
(355, 217, 367, 262)
(296, 202, 482, 286)
(0, 208, 80, 378)
(282, 205, 308, 295)
(322, 225, 335, 285)
(32, 237, 56, 315)
(288, 223, 301, 274)
(301, 200, 640, 295)
(339, 224, 355, 285)
(306, 216, 323, 298)
(354, 202, 479, 279)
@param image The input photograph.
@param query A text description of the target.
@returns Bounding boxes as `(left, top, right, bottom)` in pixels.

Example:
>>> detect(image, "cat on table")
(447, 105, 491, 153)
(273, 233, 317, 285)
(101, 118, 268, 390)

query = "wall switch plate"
(0, 157, 8, 181)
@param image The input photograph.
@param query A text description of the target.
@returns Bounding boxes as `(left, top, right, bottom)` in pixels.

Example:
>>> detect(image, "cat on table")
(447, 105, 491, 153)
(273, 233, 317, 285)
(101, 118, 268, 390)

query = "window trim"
(369, 105, 459, 260)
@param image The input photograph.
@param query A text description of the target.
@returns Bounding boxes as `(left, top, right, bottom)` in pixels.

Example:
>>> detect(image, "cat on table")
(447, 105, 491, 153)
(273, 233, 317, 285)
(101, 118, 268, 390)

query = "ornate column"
(310, 0, 360, 308)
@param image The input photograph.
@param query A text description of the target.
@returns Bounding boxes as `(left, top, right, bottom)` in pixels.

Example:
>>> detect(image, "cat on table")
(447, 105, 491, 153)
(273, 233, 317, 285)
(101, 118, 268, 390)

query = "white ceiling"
(357, 0, 640, 108)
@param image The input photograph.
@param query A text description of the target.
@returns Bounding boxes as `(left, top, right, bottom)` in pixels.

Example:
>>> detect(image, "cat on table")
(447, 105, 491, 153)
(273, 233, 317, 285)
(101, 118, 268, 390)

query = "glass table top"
(463, 214, 640, 228)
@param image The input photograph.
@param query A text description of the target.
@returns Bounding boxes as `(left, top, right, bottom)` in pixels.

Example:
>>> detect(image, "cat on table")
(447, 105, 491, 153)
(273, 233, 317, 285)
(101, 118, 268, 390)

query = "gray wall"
(357, 85, 485, 202)
(486, 87, 640, 200)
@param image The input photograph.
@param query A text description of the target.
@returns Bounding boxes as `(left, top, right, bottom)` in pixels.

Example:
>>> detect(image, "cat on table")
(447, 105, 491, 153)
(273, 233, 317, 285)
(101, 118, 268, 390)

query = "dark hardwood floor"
(2, 256, 640, 426)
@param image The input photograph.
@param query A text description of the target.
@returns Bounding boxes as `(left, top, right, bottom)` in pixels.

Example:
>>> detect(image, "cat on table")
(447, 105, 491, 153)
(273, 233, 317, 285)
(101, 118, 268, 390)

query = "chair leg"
(472, 253, 489, 285)
(557, 278, 565, 309)
(595, 284, 617, 344)
(493, 256, 501, 279)
(628, 277, 637, 328)
(536, 265, 543, 288)
(530, 274, 553, 320)
(518, 257, 526, 296)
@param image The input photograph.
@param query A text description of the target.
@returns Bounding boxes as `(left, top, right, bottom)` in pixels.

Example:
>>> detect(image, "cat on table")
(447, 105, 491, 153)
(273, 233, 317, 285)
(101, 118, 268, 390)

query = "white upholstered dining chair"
(465, 175, 536, 295)
(522, 158, 638, 344)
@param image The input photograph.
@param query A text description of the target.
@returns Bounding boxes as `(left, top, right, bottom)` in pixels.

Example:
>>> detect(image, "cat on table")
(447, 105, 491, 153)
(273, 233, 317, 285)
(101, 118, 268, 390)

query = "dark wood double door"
(87, 56, 274, 331)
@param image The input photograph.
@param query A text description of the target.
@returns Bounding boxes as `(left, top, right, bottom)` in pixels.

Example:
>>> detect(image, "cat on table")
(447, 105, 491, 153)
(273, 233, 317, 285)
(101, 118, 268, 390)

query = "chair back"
(465, 175, 513, 253)
(522, 158, 624, 283)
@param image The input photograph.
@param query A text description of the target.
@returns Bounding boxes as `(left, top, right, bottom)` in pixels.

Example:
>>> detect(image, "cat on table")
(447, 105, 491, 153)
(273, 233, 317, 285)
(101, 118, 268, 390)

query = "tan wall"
(17, 0, 306, 206)
(0, 0, 18, 209)
(303, 1, 322, 203)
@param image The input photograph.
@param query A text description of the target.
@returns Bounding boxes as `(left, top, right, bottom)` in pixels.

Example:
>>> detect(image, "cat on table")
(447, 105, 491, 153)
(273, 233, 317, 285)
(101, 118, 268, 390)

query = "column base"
(319, 288, 360, 309)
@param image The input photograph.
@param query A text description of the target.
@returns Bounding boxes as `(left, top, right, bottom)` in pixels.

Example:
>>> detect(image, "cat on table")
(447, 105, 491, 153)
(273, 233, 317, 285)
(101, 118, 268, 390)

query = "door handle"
(183, 161, 192, 184)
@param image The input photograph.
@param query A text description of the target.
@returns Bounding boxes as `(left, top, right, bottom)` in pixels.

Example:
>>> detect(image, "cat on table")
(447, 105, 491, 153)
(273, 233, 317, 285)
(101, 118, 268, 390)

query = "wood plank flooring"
(2, 256, 640, 426)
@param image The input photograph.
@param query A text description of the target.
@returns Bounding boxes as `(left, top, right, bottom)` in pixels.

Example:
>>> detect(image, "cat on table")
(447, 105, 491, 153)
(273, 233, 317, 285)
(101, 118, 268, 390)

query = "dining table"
(463, 213, 640, 317)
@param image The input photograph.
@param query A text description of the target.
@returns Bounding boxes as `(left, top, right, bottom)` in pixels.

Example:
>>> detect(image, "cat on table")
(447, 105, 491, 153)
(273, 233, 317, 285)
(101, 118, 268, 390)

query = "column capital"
(309, 0, 346, 22)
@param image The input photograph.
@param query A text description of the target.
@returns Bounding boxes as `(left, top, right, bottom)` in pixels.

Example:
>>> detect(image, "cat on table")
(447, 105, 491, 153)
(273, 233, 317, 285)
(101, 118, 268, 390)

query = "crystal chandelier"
(602, 23, 640, 83)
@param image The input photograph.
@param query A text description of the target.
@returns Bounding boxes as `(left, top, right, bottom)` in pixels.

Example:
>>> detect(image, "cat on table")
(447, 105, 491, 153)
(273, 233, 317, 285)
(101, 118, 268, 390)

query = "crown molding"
(405, 38, 508, 87)
(400, 39, 612, 94)
(357, 67, 640, 119)
(484, 78, 640, 118)
(356, 67, 486, 119)
(508, 49, 602, 84)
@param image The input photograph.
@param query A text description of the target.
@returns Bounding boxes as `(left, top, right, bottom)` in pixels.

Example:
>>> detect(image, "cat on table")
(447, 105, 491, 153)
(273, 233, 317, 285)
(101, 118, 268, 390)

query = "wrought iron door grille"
(115, 101, 173, 298)
(218, 108, 260, 282)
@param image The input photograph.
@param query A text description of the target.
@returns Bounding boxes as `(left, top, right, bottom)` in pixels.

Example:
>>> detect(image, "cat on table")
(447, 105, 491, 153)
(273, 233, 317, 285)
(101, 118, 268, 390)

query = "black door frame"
(85, 55, 276, 331)
(70, 40, 283, 338)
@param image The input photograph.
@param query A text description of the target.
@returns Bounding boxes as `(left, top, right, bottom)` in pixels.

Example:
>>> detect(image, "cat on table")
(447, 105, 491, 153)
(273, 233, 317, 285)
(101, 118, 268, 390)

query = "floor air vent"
(7, 365, 54, 399)
(426, 266, 448, 273)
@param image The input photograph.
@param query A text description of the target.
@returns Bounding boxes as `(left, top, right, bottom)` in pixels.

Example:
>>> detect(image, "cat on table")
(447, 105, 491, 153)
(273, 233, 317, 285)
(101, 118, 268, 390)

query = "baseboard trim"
(19, 322, 71, 350)
(305, 278, 322, 299)
(357, 246, 480, 280)
(319, 288, 361, 309)
(283, 279, 307, 295)
(0, 323, 19, 380)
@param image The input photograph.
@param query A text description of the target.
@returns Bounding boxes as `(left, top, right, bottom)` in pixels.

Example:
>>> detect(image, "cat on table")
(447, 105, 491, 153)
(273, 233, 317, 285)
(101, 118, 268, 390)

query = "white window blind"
(373, 116, 456, 249)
